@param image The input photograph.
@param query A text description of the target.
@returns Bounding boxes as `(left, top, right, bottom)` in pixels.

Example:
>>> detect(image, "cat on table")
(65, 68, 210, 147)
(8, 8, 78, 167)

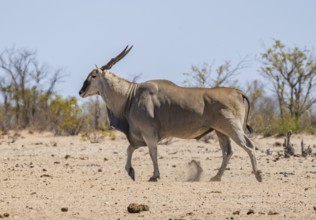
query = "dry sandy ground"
(0, 131, 316, 220)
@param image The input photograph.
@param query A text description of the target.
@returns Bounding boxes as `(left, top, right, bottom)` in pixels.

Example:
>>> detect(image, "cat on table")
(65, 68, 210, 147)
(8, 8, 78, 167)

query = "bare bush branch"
(183, 57, 248, 88)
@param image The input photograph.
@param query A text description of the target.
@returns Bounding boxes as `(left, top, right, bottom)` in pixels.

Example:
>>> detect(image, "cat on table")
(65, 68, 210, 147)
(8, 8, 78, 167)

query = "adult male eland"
(79, 46, 262, 182)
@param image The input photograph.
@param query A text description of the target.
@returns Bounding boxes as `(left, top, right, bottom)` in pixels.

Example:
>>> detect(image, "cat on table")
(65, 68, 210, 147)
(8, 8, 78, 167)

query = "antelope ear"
(95, 64, 103, 74)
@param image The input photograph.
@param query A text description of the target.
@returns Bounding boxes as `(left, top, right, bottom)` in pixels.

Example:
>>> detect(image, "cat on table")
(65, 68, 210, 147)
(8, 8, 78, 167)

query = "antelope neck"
(101, 71, 137, 117)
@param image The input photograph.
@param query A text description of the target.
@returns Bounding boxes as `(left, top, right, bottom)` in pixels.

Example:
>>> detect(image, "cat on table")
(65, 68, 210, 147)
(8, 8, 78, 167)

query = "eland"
(79, 46, 262, 182)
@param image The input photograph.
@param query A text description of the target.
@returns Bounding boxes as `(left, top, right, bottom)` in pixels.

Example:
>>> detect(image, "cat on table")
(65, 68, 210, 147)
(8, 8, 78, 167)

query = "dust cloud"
(186, 160, 203, 181)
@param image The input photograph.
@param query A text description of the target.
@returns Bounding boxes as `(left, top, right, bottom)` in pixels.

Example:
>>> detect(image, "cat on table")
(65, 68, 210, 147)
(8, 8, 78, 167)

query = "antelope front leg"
(142, 133, 160, 182)
(148, 144, 160, 182)
(125, 145, 136, 181)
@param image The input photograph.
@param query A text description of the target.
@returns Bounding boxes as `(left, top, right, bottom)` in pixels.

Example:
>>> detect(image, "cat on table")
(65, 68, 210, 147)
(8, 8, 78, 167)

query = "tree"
(245, 79, 266, 127)
(261, 40, 316, 121)
(0, 79, 13, 130)
(245, 80, 265, 112)
(183, 59, 247, 88)
(0, 47, 64, 129)
(79, 97, 110, 133)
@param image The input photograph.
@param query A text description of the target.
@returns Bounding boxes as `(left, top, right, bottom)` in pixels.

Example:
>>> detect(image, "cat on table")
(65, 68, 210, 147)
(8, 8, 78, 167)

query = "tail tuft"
(246, 124, 254, 134)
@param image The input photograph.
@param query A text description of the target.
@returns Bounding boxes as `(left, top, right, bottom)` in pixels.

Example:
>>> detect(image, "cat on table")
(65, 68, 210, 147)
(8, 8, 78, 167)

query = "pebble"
(0, 213, 10, 218)
(61, 207, 68, 212)
(232, 211, 240, 215)
(247, 209, 255, 215)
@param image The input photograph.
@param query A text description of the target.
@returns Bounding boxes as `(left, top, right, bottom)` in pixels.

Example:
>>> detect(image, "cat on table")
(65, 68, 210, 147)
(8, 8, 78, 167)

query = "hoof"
(210, 176, 221, 182)
(148, 176, 160, 182)
(128, 167, 135, 181)
(255, 170, 263, 182)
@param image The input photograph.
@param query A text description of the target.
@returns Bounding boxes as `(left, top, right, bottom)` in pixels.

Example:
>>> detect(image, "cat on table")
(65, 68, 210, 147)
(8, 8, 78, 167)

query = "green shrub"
(254, 114, 315, 137)
(49, 95, 82, 135)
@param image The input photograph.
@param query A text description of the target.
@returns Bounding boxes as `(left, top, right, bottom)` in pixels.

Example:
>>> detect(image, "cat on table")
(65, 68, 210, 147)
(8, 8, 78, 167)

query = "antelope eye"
(91, 75, 97, 78)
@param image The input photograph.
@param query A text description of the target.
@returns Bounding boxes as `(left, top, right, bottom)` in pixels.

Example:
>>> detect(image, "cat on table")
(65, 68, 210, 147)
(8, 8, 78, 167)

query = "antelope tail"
(241, 93, 253, 134)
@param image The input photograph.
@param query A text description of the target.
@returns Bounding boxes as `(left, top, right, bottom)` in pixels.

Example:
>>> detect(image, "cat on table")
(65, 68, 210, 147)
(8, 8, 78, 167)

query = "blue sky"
(1, 0, 316, 98)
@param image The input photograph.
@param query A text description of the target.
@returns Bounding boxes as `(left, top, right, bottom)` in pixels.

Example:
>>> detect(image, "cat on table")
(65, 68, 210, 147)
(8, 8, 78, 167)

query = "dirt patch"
(0, 131, 315, 219)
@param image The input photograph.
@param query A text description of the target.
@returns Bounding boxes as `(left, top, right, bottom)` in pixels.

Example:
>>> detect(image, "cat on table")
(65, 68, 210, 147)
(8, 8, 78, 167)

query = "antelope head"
(79, 45, 133, 97)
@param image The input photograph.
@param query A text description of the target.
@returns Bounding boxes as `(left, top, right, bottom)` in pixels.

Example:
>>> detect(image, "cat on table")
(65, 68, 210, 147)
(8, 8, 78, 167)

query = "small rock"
(268, 211, 279, 215)
(65, 155, 71, 159)
(3, 213, 9, 217)
(127, 203, 149, 213)
(40, 174, 52, 178)
(26, 206, 33, 210)
(247, 209, 255, 215)
(233, 211, 240, 215)
(313, 206, 316, 211)
(266, 149, 272, 155)
(274, 141, 282, 147)
(61, 207, 68, 212)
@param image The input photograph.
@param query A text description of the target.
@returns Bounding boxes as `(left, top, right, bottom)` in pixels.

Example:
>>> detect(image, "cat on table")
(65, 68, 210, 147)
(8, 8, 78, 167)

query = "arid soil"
(1, 131, 315, 219)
